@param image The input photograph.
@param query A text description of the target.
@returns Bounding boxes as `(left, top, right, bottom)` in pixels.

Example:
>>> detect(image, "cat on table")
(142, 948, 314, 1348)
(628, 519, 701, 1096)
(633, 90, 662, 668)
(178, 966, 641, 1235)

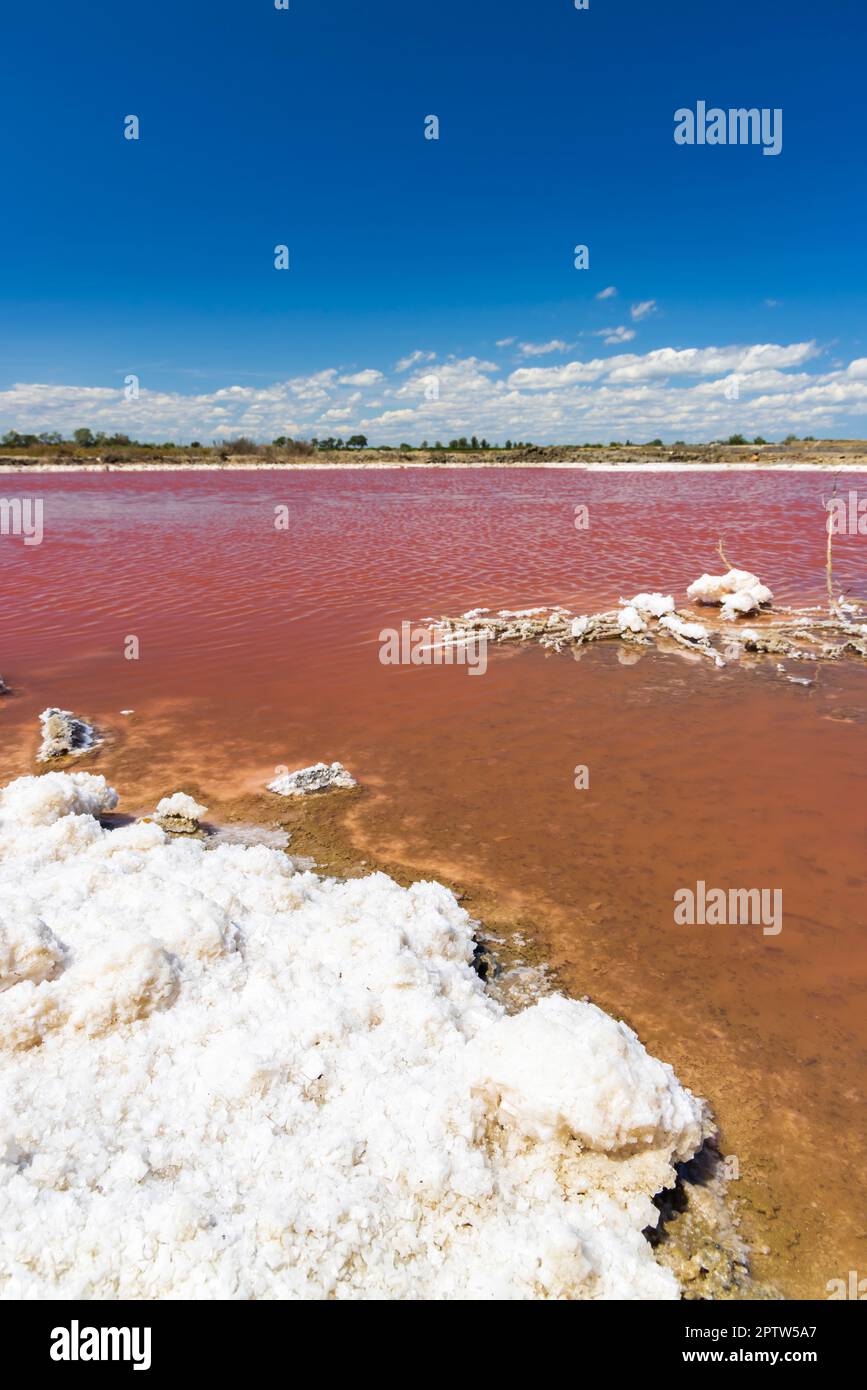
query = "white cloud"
(337, 369, 383, 387)
(630, 300, 657, 322)
(595, 286, 617, 300)
(394, 350, 435, 372)
(495, 336, 516, 347)
(3, 340, 858, 444)
(518, 339, 573, 357)
(597, 326, 636, 345)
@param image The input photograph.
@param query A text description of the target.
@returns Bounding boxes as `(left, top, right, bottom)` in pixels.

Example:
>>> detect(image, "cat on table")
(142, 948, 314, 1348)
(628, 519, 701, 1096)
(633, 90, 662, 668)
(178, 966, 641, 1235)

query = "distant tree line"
(1, 429, 819, 452)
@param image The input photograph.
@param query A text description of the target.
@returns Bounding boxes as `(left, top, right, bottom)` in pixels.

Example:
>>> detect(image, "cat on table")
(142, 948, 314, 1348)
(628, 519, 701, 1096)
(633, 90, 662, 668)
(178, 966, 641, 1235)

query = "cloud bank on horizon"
(2, 339, 866, 445)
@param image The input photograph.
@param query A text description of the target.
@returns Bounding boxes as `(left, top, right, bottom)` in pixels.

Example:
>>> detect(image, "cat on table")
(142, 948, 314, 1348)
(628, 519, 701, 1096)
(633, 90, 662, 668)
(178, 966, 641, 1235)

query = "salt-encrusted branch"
(433, 560, 867, 683)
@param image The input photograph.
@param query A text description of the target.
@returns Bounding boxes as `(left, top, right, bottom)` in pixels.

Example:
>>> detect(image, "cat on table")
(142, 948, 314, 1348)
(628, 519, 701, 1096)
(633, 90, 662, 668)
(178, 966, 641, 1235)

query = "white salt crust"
(36, 709, 98, 762)
(626, 593, 676, 619)
(0, 771, 704, 1300)
(155, 793, 207, 823)
(686, 569, 774, 620)
(268, 762, 357, 796)
(617, 606, 647, 634)
(658, 614, 709, 643)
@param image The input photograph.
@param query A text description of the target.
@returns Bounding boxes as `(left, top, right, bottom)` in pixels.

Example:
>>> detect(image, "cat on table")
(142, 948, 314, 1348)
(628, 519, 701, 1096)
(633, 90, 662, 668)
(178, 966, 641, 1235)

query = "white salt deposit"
(571, 615, 590, 638)
(687, 569, 773, 620)
(155, 793, 207, 823)
(0, 771, 705, 1300)
(658, 614, 709, 643)
(268, 762, 357, 796)
(154, 793, 207, 834)
(617, 606, 647, 634)
(626, 593, 676, 618)
(37, 708, 98, 761)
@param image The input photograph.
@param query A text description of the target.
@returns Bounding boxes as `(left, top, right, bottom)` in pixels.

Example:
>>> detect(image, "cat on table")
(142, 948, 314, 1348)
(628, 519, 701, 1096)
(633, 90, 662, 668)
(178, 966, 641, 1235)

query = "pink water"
(2, 467, 866, 1297)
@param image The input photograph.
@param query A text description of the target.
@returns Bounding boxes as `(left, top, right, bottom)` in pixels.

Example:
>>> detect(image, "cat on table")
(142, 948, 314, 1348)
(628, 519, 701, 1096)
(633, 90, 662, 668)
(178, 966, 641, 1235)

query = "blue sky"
(1, 0, 865, 442)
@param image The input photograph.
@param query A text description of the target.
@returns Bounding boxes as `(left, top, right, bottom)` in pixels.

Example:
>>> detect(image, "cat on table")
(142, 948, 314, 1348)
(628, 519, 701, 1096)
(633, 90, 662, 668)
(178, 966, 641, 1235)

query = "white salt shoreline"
(0, 769, 708, 1300)
(1, 460, 866, 474)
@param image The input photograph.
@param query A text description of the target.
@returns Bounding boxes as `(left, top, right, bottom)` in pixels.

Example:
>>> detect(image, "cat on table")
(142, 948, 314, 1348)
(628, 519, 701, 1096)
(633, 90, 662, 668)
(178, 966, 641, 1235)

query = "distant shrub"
(220, 436, 260, 454)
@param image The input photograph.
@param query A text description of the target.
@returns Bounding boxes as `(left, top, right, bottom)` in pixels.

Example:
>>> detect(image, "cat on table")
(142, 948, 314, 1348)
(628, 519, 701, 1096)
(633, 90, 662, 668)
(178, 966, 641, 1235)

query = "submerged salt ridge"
(0, 771, 705, 1300)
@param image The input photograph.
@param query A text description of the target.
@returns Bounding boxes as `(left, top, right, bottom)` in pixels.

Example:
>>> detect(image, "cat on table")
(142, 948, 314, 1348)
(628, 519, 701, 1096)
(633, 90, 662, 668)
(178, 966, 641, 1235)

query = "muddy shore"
(3, 440, 867, 472)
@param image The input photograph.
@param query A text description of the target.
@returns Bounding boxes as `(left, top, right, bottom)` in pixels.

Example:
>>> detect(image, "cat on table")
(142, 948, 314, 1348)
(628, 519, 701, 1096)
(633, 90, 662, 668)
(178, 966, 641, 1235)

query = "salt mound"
(0, 771, 705, 1300)
(687, 569, 773, 620)
(626, 593, 676, 619)
(617, 605, 647, 634)
(268, 761, 357, 796)
(37, 708, 99, 762)
(155, 792, 207, 835)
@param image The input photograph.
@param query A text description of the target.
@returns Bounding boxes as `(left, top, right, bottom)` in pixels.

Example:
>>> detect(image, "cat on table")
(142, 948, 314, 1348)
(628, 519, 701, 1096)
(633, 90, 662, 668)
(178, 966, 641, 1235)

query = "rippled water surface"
(2, 467, 866, 1298)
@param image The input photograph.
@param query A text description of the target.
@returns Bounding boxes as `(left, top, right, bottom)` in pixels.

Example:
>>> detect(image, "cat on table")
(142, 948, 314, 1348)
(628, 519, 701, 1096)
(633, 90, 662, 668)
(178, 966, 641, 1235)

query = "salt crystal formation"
(626, 593, 676, 619)
(658, 614, 709, 643)
(267, 761, 357, 796)
(37, 708, 98, 762)
(686, 569, 773, 621)
(154, 792, 207, 835)
(617, 606, 647, 634)
(0, 770, 705, 1299)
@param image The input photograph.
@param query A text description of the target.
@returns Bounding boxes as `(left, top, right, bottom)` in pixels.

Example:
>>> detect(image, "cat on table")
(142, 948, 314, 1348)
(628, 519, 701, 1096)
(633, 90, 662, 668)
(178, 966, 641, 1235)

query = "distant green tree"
(726, 434, 747, 445)
(73, 428, 96, 447)
(753, 436, 767, 445)
(346, 434, 367, 449)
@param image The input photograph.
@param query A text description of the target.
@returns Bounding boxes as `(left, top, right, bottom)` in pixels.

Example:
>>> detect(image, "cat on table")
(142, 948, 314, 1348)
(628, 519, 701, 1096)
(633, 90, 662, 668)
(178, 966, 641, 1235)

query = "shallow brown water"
(1, 467, 865, 1298)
